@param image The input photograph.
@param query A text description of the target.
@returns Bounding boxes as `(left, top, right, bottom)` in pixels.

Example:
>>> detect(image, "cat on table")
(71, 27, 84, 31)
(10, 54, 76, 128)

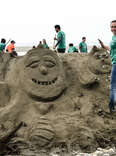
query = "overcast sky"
(0, 0, 116, 46)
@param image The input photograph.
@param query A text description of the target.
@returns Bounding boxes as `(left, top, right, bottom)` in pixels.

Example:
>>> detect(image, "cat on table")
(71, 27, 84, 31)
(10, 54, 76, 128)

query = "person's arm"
(86, 44, 88, 52)
(55, 37, 62, 47)
(6, 45, 9, 52)
(79, 43, 82, 53)
(11, 45, 15, 51)
(75, 47, 78, 52)
(55, 33, 62, 47)
(68, 48, 70, 53)
(54, 34, 62, 49)
(98, 39, 110, 51)
(6, 39, 11, 45)
(47, 44, 49, 49)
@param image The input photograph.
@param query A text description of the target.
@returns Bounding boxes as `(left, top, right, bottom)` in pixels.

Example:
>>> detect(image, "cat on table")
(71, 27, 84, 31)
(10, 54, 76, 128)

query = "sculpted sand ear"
(78, 64, 99, 87)
(88, 46, 111, 74)
(89, 46, 100, 55)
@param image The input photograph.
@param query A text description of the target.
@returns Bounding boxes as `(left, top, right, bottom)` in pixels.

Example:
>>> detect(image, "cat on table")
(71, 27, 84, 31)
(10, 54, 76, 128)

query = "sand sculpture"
(0, 47, 115, 155)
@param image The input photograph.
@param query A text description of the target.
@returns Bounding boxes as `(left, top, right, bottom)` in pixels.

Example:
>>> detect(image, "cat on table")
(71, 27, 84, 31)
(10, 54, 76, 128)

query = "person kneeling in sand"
(6, 40, 17, 57)
(68, 43, 78, 53)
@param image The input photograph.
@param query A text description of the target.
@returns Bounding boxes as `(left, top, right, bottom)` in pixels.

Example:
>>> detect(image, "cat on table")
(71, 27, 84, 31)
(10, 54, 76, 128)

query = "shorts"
(57, 49, 66, 53)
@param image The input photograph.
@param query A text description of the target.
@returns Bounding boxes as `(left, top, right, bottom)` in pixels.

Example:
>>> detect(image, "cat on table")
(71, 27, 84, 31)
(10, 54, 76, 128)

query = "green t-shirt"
(110, 35, 116, 64)
(43, 44, 49, 49)
(79, 42, 87, 53)
(0, 43, 6, 52)
(57, 31, 66, 49)
(68, 46, 77, 53)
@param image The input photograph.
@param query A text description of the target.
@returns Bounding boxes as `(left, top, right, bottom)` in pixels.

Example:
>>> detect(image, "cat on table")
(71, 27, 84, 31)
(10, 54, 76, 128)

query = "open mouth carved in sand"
(32, 77, 57, 85)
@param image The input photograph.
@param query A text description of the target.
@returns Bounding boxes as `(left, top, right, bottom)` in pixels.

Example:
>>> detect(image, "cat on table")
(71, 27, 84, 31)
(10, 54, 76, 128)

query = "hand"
(98, 39, 104, 48)
(54, 37, 57, 40)
(53, 46, 56, 49)
(98, 39, 103, 44)
(98, 39, 104, 46)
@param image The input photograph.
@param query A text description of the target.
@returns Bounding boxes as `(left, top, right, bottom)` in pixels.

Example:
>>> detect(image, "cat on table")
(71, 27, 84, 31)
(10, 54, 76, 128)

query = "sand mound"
(0, 47, 115, 155)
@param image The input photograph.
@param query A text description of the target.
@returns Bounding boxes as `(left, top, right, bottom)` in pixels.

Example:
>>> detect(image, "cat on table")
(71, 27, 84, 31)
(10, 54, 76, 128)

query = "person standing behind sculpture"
(37, 41, 43, 48)
(42, 39, 49, 49)
(53, 25, 66, 53)
(0, 38, 6, 53)
(98, 20, 116, 113)
(79, 37, 88, 53)
(68, 43, 78, 53)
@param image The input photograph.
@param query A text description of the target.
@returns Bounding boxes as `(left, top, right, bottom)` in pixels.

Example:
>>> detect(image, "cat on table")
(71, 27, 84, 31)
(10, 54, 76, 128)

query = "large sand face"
(18, 48, 66, 101)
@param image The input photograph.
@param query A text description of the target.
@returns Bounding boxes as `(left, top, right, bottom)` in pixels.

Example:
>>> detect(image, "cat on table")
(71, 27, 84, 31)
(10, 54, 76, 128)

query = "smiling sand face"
(19, 48, 67, 101)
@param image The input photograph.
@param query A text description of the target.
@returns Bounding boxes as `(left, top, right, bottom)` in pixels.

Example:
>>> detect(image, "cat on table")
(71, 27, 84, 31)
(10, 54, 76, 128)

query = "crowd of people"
(53, 24, 88, 53)
(32, 24, 88, 53)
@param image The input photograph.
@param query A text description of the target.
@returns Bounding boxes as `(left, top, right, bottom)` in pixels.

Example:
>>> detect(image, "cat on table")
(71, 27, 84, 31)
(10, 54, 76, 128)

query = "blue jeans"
(109, 64, 116, 112)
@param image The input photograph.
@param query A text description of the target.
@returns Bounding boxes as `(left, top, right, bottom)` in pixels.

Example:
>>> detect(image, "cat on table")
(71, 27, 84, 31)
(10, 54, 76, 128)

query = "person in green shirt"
(42, 39, 49, 49)
(37, 41, 43, 48)
(98, 20, 116, 113)
(0, 38, 6, 52)
(79, 37, 88, 53)
(53, 25, 66, 53)
(68, 43, 78, 53)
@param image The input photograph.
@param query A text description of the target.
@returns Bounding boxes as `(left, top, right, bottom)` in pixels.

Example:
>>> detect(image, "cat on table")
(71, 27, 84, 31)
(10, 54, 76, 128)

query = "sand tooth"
(38, 81, 40, 84)
(52, 80, 55, 83)
(49, 82, 52, 85)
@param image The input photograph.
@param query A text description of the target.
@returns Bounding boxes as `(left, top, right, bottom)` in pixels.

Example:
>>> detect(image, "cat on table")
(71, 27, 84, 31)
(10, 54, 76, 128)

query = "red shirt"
(6, 43, 15, 53)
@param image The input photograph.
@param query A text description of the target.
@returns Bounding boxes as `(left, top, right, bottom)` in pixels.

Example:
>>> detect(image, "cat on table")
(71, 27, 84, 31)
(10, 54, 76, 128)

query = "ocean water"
(16, 45, 94, 56)
(17, 51, 27, 56)
(16, 46, 31, 56)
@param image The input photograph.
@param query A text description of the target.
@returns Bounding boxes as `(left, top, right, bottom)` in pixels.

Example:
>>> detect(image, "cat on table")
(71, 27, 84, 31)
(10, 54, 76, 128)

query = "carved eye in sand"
(44, 60, 56, 68)
(26, 60, 39, 68)
(26, 59, 56, 69)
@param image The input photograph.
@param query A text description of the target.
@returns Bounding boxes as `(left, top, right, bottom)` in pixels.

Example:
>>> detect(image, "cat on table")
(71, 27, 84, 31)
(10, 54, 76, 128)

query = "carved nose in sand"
(40, 65, 48, 75)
